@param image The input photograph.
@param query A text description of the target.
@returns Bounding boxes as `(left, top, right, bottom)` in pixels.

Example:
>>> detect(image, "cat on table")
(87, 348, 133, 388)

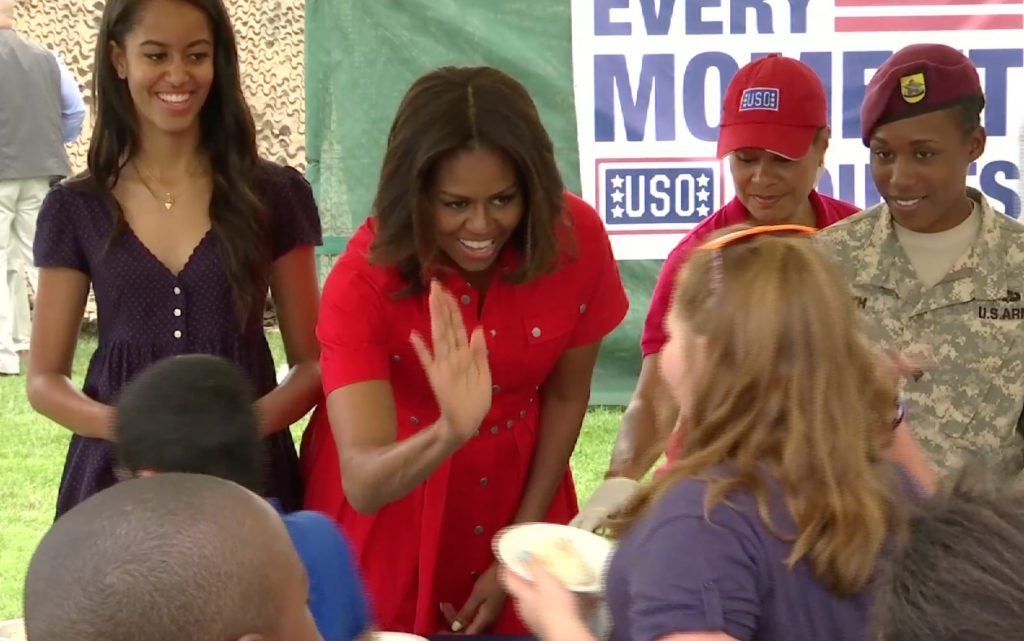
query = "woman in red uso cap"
(818, 44, 1024, 478)
(572, 54, 860, 531)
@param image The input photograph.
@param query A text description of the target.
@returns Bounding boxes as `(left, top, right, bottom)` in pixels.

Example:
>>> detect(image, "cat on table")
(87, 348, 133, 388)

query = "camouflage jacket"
(817, 189, 1024, 473)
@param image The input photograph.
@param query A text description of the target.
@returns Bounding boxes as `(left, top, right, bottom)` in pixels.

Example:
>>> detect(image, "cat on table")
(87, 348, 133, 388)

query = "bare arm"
(328, 380, 466, 515)
(606, 353, 680, 480)
(513, 342, 602, 523)
(257, 246, 322, 434)
(26, 268, 113, 439)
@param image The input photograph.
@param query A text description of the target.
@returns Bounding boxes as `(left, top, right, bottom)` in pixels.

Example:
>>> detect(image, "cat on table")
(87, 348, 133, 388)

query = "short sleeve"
(266, 165, 323, 260)
(34, 185, 90, 275)
(567, 200, 629, 348)
(628, 515, 760, 641)
(317, 260, 391, 394)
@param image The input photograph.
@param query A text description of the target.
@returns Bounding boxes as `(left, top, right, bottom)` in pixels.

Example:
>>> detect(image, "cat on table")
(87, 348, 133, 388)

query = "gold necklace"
(134, 162, 203, 210)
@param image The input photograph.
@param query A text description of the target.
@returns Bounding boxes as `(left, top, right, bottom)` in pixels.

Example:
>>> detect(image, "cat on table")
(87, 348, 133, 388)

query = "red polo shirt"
(641, 191, 860, 357)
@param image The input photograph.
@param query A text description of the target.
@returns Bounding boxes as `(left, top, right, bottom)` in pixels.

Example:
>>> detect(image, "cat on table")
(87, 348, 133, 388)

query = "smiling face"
(431, 146, 525, 274)
(728, 131, 828, 225)
(109, 0, 214, 138)
(869, 108, 985, 233)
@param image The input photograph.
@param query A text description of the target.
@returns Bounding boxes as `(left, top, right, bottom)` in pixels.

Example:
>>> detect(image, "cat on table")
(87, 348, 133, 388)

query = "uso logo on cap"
(739, 87, 780, 111)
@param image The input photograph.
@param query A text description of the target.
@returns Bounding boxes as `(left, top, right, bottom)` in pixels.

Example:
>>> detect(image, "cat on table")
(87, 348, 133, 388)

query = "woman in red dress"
(300, 65, 629, 636)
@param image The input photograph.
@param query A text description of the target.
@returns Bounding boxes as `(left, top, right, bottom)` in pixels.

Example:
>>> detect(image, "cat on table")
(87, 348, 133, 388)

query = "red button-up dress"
(300, 193, 628, 634)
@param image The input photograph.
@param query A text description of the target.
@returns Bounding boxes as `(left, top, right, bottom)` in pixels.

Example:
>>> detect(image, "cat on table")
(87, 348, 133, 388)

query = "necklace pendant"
(164, 194, 173, 210)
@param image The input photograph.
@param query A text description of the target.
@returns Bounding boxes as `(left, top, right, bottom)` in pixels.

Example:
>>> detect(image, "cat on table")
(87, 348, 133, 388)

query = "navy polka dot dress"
(34, 161, 322, 520)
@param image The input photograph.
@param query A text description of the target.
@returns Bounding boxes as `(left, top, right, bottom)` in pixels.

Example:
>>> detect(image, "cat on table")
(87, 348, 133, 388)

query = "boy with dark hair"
(115, 354, 372, 641)
(115, 354, 264, 490)
(25, 473, 322, 641)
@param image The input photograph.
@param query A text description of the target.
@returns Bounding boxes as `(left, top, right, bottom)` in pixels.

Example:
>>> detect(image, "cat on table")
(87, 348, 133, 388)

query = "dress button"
(173, 286, 181, 295)
(474, 526, 484, 535)
(480, 478, 488, 486)
(470, 571, 479, 578)
(410, 417, 419, 426)
(519, 410, 526, 418)
(490, 329, 497, 337)
(173, 308, 182, 317)
(173, 330, 182, 339)
(460, 294, 472, 305)
(579, 304, 587, 313)
(492, 384, 500, 392)
(531, 327, 541, 338)
(392, 354, 400, 361)
(490, 426, 499, 435)
(506, 420, 513, 428)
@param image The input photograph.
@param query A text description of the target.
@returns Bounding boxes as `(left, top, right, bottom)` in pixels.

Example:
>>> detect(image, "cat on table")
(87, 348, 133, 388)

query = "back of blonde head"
(609, 227, 904, 596)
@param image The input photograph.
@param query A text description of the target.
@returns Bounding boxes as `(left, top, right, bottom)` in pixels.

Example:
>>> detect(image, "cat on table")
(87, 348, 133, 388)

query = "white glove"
(569, 477, 640, 532)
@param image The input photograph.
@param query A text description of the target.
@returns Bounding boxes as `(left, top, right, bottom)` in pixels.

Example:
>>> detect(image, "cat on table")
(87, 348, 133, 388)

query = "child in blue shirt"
(113, 354, 373, 641)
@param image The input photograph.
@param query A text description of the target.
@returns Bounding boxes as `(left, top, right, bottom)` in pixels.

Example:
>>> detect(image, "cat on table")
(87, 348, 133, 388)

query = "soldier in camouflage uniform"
(818, 44, 1024, 474)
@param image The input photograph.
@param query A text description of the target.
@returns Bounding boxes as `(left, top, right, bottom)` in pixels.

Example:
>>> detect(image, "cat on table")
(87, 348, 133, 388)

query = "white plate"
(0, 618, 25, 641)
(375, 632, 428, 641)
(493, 522, 614, 594)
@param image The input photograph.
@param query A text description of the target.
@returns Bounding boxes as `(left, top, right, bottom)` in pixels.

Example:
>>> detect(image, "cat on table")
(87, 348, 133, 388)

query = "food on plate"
(0, 619, 26, 641)
(530, 536, 597, 587)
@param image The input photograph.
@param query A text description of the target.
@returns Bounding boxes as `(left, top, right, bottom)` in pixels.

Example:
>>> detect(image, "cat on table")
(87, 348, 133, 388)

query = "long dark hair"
(86, 0, 269, 320)
(368, 65, 571, 294)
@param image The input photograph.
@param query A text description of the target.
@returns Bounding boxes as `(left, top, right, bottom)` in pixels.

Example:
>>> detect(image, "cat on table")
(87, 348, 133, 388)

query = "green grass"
(0, 331, 624, 620)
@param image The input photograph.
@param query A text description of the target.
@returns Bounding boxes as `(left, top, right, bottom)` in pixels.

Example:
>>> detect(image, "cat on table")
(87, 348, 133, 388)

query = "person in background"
(27, 0, 322, 519)
(23, 473, 323, 641)
(572, 54, 861, 530)
(0, 0, 85, 376)
(113, 354, 372, 641)
(504, 226, 921, 641)
(875, 467, 1024, 641)
(300, 65, 629, 635)
(817, 44, 1024, 476)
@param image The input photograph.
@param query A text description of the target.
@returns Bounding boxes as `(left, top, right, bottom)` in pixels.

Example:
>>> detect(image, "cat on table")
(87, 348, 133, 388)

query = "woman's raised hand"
(411, 281, 492, 442)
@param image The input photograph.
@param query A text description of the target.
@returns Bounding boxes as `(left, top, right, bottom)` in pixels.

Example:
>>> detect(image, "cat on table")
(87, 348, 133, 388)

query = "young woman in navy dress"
(27, 0, 322, 518)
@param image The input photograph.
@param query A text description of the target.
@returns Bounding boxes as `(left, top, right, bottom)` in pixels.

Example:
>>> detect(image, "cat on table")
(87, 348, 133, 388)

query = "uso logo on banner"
(569, 0, 1024, 260)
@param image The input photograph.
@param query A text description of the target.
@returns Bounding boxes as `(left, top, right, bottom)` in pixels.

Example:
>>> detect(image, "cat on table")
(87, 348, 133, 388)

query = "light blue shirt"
(50, 50, 84, 143)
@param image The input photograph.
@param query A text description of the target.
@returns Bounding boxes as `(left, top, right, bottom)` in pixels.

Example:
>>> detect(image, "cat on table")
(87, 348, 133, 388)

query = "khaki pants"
(0, 177, 47, 374)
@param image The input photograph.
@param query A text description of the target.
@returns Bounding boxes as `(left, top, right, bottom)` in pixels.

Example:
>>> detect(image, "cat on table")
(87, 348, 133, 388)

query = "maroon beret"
(860, 43, 983, 145)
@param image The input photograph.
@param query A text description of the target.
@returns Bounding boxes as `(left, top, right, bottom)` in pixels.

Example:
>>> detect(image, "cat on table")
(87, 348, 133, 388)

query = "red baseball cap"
(717, 54, 828, 160)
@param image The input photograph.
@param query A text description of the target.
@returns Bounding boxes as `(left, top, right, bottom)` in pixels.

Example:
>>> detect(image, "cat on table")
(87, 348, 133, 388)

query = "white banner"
(569, 0, 1024, 260)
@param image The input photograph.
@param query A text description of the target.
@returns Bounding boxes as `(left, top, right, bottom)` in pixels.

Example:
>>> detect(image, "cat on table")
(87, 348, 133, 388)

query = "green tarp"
(305, 0, 661, 406)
